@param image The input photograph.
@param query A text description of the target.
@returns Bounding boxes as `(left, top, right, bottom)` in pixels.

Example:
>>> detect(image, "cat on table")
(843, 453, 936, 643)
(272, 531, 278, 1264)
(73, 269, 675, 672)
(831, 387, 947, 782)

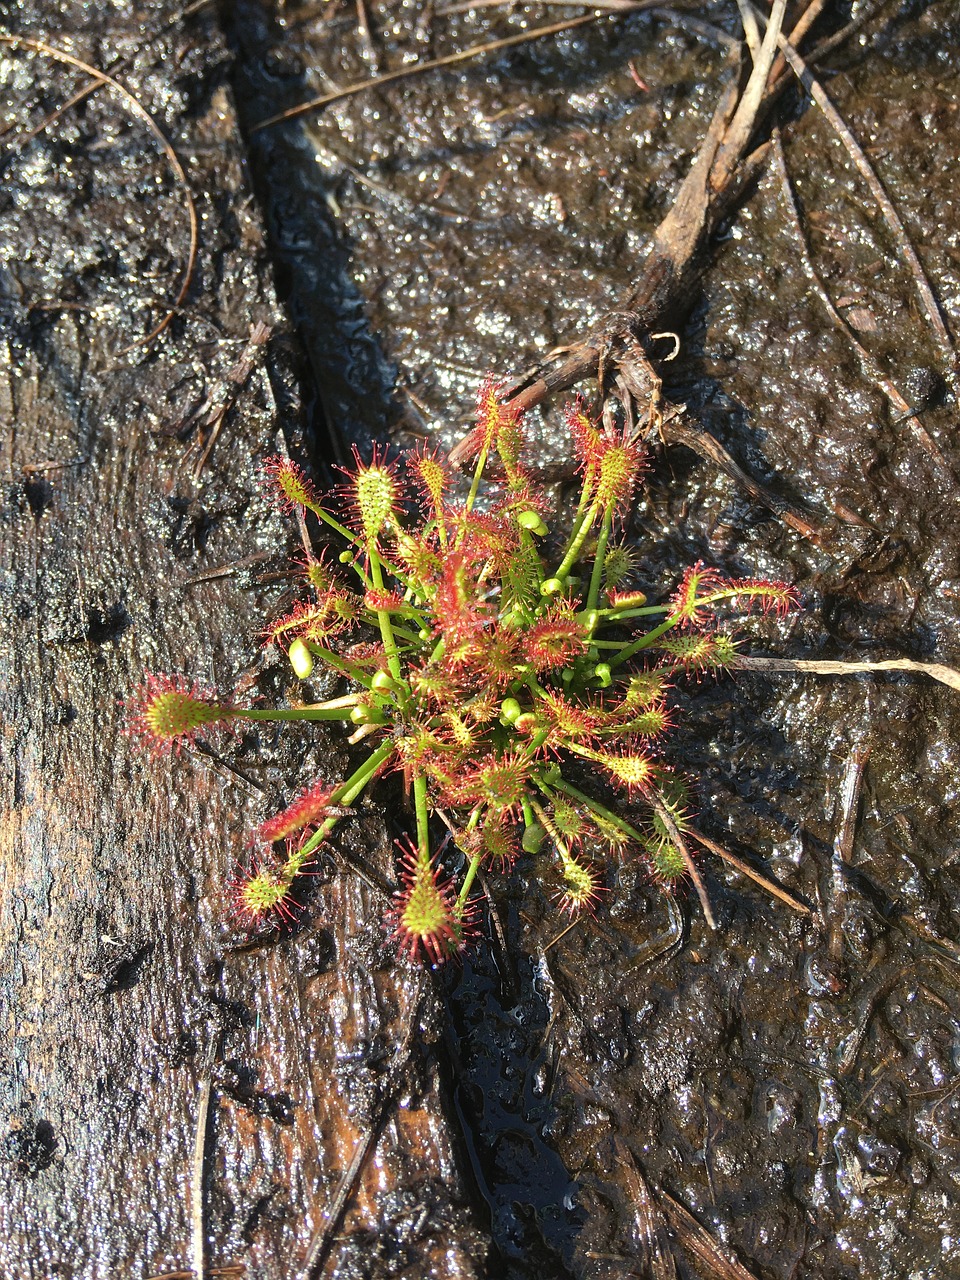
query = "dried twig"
(687, 826, 810, 914)
(712, 0, 786, 187)
(0, 34, 197, 349)
(254, 10, 639, 130)
(145, 1269, 244, 1280)
(191, 1031, 221, 1280)
(300, 1121, 381, 1278)
(834, 747, 870, 865)
(767, 18, 955, 366)
(0, 0, 214, 152)
(732, 653, 960, 693)
(486, 3, 845, 537)
(735, 0, 762, 60)
(543, 916, 583, 952)
(771, 134, 956, 480)
(299, 980, 425, 1279)
(826, 745, 870, 973)
(658, 1188, 762, 1279)
(648, 7, 740, 49)
(613, 1140, 678, 1279)
(768, 0, 830, 84)
(649, 790, 716, 929)
(354, 0, 379, 70)
(171, 321, 273, 477)
(437, 0, 660, 11)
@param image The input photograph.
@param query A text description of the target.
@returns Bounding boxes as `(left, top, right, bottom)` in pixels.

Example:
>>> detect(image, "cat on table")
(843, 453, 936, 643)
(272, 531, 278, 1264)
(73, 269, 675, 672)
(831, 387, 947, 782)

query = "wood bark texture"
(0, 5, 487, 1277)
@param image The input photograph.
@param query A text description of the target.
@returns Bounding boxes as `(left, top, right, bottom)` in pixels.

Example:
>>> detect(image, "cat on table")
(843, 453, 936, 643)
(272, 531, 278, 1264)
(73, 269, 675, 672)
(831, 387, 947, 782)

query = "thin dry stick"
(254, 11, 626, 130)
(712, 0, 787, 186)
(145, 1270, 244, 1280)
(770, 23, 955, 365)
(439, 0, 660, 13)
(800, 0, 884, 67)
(300, 1121, 381, 1278)
(899, 913, 960, 963)
(686, 827, 810, 914)
(354, 0, 379, 70)
(0, 0, 215, 152)
(0, 34, 197, 349)
(647, 7, 740, 48)
(299, 982, 424, 1279)
(760, 0, 884, 117)
(769, 0, 830, 82)
(827, 744, 870, 971)
(187, 321, 273, 478)
(191, 1034, 219, 1280)
(544, 916, 583, 952)
(834, 747, 870, 864)
(436, 0, 739, 49)
(771, 134, 956, 479)
(613, 1140, 679, 1280)
(732, 653, 960, 693)
(649, 791, 716, 930)
(735, 0, 762, 60)
(657, 1188, 763, 1280)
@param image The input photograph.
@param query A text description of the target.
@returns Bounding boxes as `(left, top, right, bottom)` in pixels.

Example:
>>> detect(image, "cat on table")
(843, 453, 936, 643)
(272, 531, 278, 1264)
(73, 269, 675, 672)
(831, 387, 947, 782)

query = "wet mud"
(229, 1, 960, 1277)
(2, 1, 959, 1277)
(1, 4, 483, 1277)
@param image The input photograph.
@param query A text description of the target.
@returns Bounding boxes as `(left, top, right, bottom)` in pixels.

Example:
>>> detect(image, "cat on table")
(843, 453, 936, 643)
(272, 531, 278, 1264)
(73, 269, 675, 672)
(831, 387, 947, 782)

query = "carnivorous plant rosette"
(133, 382, 797, 962)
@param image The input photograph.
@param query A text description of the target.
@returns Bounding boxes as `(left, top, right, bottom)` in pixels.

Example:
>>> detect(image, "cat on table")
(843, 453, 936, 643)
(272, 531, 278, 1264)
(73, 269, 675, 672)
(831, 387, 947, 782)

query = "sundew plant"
(133, 383, 797, 962)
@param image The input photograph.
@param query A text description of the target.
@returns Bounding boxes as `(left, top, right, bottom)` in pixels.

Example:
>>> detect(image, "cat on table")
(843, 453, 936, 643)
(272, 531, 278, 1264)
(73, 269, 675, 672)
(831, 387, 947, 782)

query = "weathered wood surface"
(6, 3, 960, 1278)
(0, 5, 487, 1277)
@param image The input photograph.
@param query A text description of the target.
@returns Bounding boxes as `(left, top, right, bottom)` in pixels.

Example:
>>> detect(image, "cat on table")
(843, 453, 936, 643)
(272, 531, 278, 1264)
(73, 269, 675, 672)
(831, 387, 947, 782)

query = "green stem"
(292, 741, 396, 866)
(379, 619, 427, 645)
(413, 772, 431, 864)
(305, 502, 357, 546)
(607, 613, 682, 669)
(597, 604, 669, 621)
(428, 635, 447, 665)
(455, 850, 483, 918)
(305, 516, 417, 595)
(238, 706, 357, 723)
(305, 643, 374, 686)
(553, 499, 599, 581)
(369, 550, 404, 685)
(519, 525, 545, 593)
(453, 809, 483, 918)
(550, 777, 645, 843)
(465, 444, 489, 515)
(340, 741, 395, 802)
(585, 505, 613, 615)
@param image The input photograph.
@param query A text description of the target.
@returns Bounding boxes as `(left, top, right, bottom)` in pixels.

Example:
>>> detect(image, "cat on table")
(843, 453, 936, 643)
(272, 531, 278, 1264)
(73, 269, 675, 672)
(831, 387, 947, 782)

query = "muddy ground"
(230, 1, 960, 1275)
(3, 1, 960, 1277)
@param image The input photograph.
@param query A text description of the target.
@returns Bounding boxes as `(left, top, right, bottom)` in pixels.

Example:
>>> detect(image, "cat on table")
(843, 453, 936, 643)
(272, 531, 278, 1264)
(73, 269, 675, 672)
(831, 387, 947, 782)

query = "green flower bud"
(500, 697, 522, 724)
(518, 510, 548, 536)
(288, 638, 314, 680)
(522, 823, 547, 854)
(350, 703, 374, 724)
